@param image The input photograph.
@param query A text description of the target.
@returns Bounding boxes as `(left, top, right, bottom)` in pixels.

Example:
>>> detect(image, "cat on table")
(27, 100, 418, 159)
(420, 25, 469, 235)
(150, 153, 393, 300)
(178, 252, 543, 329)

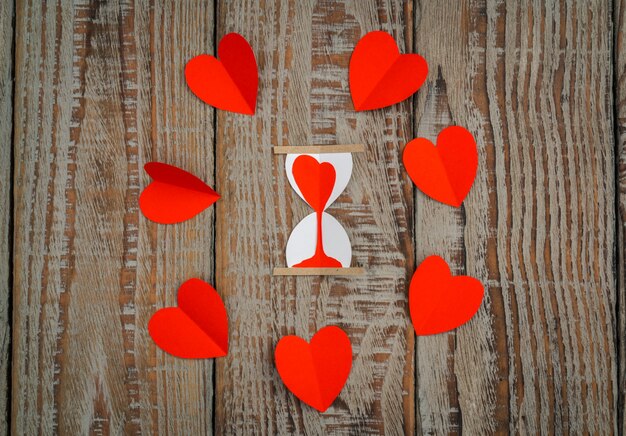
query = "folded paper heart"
(403, 126, 478, 207)
(349, 31, 428, 111)
(139, 162, 219, 224)
(275, 326, 352, 412)
(409, 256, 484, 335)
(185, 32, 258, 115)
(148, 278, 228, 359)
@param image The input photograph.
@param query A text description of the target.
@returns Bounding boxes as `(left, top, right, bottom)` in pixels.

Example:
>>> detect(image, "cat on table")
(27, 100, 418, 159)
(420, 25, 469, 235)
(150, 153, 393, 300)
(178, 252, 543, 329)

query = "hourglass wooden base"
(274, 144, 364, 276)
(273, 267, 365, 276)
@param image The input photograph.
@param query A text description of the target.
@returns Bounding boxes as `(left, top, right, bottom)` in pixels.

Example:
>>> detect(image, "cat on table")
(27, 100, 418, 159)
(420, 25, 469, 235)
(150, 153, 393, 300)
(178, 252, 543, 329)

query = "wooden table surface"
(1, 0, 624, 434)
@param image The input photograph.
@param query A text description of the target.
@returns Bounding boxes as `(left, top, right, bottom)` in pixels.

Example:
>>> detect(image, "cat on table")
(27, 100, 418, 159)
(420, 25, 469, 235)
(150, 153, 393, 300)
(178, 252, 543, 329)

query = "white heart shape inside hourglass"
(286, 212, 351, 268)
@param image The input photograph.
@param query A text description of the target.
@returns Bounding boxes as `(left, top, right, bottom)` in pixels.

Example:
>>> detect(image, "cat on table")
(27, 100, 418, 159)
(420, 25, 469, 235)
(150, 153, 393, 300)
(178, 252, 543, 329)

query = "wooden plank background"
(2, 0, 622, 434)
(0, 0, 13, 434)
(616, 0, 626, 433)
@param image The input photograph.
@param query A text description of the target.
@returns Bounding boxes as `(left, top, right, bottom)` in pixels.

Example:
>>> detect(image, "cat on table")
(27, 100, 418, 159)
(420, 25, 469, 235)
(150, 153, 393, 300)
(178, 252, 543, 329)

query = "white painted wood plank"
(11, 1, 216, 433)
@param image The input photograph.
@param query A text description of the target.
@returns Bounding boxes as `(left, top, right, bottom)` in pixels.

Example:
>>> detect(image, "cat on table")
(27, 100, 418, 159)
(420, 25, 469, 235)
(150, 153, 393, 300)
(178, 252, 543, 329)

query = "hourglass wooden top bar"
(273, 144, 365, 276)
(272, 144, 365, 154)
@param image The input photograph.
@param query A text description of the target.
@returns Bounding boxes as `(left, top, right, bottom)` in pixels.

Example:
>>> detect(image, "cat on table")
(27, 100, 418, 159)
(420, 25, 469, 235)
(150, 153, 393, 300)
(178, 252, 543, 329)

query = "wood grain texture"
(414, 0, 616, 433)
(11, 1, 215, 434)
(7, 1, 621, 434)
(615, 0, 626, 432)
(0, 1, 13, 434)
(214, 0, 415, 434)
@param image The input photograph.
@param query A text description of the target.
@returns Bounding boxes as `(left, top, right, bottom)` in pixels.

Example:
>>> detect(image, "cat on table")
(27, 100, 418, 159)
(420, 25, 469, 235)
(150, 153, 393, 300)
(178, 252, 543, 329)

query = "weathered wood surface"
(5, 0, 621, 434)
(214, 1, 414, 434)
(12, 1, 216, 434)
(615, 0, 626, 433)
(0, 1, 13, 435)
(414, 1, 616, 433)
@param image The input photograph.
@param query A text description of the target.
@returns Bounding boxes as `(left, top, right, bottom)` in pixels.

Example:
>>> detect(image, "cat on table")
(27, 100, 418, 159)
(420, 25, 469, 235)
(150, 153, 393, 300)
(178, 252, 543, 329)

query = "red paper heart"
(291, 155, 336, 213)
(275, 326, 352, 412)
(349, 31, 428, 111)
(185, 33, 258, 115)
(409, 256, 484, 335)
(403, 126, 478, 207)
(148, 278, 228, 359)
(139, 162, 219, 224)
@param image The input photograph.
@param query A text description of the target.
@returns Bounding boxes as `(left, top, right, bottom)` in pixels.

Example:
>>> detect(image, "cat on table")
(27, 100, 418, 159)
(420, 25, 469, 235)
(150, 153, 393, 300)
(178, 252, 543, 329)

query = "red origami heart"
(139, 162, 219, 224)
(292, 155, 336, 212)
(403, 126, 478, 207)
(275, 326, 352, 412)
(349, 31, 428, 111)
(409, 256, 484, 336)
(185, 33, 258, 115)
(148, 278, 228, 359)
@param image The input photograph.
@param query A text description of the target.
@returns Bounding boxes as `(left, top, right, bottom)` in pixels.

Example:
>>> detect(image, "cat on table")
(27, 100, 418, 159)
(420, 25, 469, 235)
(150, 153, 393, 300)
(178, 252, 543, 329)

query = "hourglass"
(273, 144, 364, 276)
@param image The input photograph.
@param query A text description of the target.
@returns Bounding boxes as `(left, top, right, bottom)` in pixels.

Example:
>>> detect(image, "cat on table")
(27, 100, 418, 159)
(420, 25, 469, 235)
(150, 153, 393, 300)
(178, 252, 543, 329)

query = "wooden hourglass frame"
(273, 144, 365, 276)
